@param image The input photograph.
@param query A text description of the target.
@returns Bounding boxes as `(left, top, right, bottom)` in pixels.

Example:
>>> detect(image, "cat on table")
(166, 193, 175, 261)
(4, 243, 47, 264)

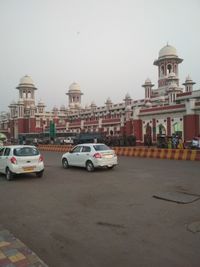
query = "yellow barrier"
(37, 145, 200, 161)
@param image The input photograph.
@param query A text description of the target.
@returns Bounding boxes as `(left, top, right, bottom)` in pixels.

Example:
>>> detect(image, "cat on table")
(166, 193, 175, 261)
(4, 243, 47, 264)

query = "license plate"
(104, 154, 113, 159)
(23, 166, 35, 172)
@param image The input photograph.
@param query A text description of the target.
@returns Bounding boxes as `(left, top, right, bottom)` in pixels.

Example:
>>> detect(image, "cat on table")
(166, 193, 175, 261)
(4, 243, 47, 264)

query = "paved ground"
(0, 152, 200, 267)
(0, 225, 48, 266)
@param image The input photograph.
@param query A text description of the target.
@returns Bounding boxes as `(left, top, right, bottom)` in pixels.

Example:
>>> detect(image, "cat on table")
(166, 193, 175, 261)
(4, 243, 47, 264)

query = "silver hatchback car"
(62, 143, 118, 172)
(0, 145, 44, 181)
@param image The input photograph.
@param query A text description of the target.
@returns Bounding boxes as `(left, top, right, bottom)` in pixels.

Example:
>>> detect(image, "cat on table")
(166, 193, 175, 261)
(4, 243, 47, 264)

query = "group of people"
(167, 135, 184, 149)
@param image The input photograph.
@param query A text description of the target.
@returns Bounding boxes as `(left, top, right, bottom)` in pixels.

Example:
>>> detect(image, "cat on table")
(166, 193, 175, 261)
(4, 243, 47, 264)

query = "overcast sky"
(0, 0, 200, 111)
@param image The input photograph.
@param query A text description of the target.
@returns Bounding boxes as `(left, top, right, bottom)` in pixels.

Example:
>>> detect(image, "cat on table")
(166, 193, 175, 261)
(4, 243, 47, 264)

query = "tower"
(153, 44, 183, 92)
(66, 82, 83, 110)
(142, 78, 154, 99)
(16, 75, 37, 108)
(183, 75, 196, 92)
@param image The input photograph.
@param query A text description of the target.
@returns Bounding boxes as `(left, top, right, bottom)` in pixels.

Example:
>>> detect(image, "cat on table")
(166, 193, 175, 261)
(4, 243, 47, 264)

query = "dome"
(19, 75, 34, 85)
(52, 106, 58, 111)
(69, 82, 81, 92)
(185, 75, 192, 81)
(17, 75, 37, 90)
(159, 44, 177, 58)
(75, 103, 81, 108)
(60, 105, 66, 110)
(168, 72, 176, 78)
(145, 101, 152, 108)
(90, 101, 96, 108)
(125, 105, 132, 111)
(125, 93, 131, 99)
(105, 97, 112, 104)
(69, 102, 75, 108)
(38, 100, 45, 106)
(18, 99, 24, 105)
(145, 78, 151, 84)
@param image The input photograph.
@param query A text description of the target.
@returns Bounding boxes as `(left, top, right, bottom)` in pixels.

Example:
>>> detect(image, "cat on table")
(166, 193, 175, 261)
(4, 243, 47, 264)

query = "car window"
(93, 144, 110, 151)
(0, 147, 5, 156)
(4, 148, 11, 156)
(13, 147, 39, 156)
(82, 146, 91, 153)
(72, 146, 82, 153)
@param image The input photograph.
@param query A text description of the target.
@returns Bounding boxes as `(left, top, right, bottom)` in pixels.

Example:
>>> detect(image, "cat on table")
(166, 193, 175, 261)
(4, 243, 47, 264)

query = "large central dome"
(159, 44, 177, 58)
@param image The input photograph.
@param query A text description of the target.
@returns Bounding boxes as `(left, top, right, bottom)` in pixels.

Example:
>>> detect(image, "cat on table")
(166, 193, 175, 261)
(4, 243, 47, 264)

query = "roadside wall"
(38, 145, 200, 161)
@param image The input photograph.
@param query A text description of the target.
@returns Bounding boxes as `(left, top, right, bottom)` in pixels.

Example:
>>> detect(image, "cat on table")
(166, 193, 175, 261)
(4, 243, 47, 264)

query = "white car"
(62, 143, 118, 172)
(0, 145, 44, 181)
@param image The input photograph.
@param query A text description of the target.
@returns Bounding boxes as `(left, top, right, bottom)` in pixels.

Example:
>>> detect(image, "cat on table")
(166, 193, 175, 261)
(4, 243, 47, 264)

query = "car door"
(79, 145, 91, 167)
(67, 145, 82, 166)
(0, 148, 11, 173)
(0, 147, 5, 172)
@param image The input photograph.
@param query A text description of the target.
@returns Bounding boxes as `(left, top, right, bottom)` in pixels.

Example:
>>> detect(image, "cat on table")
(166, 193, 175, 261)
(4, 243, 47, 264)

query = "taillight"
(39, 155, 44, 162)
(10, 157, 17, 164)
(93, 152, 102, 159)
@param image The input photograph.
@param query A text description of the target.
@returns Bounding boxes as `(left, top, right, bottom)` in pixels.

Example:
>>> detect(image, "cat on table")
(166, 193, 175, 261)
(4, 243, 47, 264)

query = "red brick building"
(0, 44, 200, 144)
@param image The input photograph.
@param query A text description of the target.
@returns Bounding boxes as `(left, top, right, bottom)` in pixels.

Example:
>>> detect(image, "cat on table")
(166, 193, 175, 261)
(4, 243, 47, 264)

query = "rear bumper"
(9, 163, 44, 174)
(93, 157, 118, 167)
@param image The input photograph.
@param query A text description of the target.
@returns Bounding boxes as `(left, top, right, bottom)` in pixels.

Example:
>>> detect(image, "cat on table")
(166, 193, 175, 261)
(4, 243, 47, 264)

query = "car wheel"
(86, 161, 94, 172)
(36, 170, 44, 178)
(62, 158, 69, 169)
(107, 165, 114, 169)
(6, 168, 13, 181)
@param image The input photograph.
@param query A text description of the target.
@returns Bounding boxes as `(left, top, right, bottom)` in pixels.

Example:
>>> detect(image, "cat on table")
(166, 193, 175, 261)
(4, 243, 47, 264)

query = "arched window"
(160, 65, 164, 76)
(167, 64, 172, 75)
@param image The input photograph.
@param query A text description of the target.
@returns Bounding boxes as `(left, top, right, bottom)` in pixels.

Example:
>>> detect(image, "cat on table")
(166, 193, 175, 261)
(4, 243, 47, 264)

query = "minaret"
(153, 44, 183, 91)
(16, 75, 37, 108)
(66, 82, 83, 110)
(124, 93, 132, 106)
(182, 75, 195, 92)
(105, 97, 113, 110)
(142, 78, 154, 99)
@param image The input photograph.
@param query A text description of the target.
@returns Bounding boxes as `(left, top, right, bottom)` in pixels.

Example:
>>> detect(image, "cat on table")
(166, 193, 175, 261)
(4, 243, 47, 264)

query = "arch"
(157, 124, 166, 135)
(167, 64, 172, 75)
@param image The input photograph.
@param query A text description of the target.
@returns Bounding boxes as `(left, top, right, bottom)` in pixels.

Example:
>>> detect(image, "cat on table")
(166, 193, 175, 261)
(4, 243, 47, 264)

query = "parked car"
(62, 143, 118, 172)
(0, 145, 44, 181)
(191, 137, 200, 149)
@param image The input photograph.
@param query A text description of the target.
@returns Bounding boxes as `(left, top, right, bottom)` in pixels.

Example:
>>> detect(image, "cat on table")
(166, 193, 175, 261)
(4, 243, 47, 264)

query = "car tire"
(86, 161, 94, 172)
(62, 158, 69, 169)
(36, 170, 44, 178)
(107, 165, 114, 169)
(6, 168, 13, 181)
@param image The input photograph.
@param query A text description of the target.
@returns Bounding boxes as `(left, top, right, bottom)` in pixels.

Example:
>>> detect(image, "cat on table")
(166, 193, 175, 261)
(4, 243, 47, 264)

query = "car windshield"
(93, 144, 110, 151)
(14, 147, 39, 156)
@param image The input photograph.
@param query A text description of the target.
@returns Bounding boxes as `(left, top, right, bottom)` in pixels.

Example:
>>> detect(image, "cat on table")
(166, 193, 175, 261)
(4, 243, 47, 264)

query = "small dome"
(125, 93, 131, 99)
(168, 72, 176, 78)
(169, 81, 178, 89)
(145, 78, 152, 84)
(91, 101, 97, 108)
(60, 105, 65, 110)
(52, 106, 58, 111)
(159, 44, 177, 58)
(69, 82, 81, 92)
(20, 75, 34, 85)
(105, 97, 112, 104)
(125, 105, 132, 111)
(145, 101, 152, 108)
(75, 103, 81, 108)
(185, 75, 192, 81)
(69, 102, 75, 108)
(18, 99, 24, 104)
(38, 100, 45, 106)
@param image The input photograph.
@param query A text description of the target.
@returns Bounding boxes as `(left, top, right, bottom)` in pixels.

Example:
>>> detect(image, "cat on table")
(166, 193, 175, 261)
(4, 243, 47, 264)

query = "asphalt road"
(0, 152, 200, 267)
